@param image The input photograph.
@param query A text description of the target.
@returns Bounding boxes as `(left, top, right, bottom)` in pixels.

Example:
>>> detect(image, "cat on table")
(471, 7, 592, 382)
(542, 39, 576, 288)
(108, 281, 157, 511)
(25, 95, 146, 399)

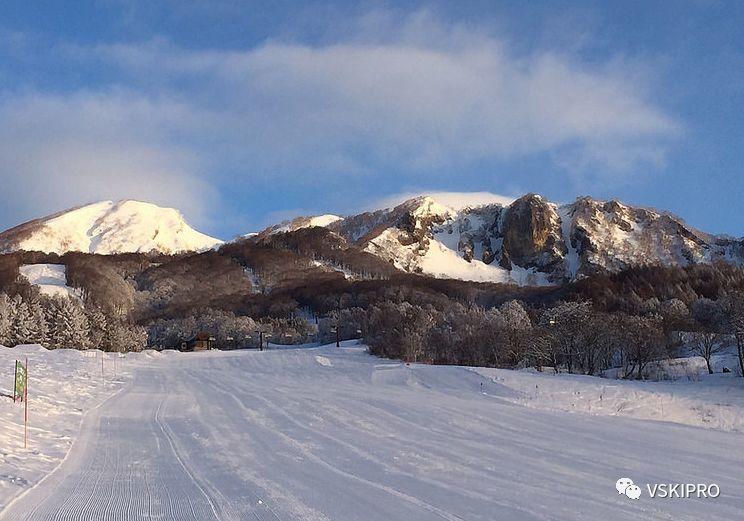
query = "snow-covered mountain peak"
(314, 192, 744, 286)
(401, 196, 458, 220)
(0, 200, 222, 255)
(260, 214, 344, 236)
(6, 192, 743, 287)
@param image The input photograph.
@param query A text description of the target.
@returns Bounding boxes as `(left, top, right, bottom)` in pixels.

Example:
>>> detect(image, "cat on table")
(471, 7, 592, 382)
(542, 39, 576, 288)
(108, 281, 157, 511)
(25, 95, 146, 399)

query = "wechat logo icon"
(616, 478, 642, 500)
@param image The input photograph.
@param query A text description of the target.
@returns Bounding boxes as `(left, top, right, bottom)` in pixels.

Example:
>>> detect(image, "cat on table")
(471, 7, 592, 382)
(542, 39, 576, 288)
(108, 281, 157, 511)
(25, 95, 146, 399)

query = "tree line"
(147, 309, 315, 349)
(321, 291, 744, 379)
(0, 292, 146, 352)
(4, 252, 744, 378)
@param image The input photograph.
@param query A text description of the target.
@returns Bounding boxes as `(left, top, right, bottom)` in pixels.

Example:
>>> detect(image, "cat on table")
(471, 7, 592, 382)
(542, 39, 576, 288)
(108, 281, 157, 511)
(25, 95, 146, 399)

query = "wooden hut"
(180, 332, 213, 352)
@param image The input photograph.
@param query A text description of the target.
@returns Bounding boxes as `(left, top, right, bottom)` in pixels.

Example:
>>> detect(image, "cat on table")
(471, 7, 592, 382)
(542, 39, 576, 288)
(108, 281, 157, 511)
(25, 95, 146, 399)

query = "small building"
(180, 332, 213, 352)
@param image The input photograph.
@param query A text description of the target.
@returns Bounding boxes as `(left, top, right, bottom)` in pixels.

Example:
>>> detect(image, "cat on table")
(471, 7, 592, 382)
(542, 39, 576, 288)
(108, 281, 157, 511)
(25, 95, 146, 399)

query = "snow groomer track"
(2, 346, 742, 520)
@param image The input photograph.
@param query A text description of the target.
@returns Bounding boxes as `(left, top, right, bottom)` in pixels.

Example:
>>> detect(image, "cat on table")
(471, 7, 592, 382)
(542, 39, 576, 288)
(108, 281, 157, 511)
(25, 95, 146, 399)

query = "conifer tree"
(0, 293, 13, 346)
(86, 307, 108, 350)
(48, 297, 90, 349)
(10, 300, 33, 346)
(28, 300, 49, 346)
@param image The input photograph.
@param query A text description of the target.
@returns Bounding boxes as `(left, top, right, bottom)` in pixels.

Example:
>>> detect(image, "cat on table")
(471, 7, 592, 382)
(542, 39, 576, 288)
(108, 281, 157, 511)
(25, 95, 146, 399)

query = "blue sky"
(1, 0, 743, 239)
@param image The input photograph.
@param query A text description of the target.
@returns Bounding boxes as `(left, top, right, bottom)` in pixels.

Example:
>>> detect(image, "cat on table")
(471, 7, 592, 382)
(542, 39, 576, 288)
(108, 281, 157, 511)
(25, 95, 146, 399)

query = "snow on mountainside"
(0, 200, 222, 255)
(18, 264, 80, 299)
(4, 193, 743, 285)
(267, 193, 744, 285)
(260, 214, 343, 236)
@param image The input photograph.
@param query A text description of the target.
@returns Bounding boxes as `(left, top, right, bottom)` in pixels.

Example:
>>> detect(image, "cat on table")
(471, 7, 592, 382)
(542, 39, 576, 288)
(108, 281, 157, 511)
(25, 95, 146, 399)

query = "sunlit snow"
(18, 264, 79, 299)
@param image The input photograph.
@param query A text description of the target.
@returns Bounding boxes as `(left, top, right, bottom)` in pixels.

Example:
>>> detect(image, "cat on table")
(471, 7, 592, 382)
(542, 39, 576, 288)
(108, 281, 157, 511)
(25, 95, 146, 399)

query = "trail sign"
(14, 360, 27, 402)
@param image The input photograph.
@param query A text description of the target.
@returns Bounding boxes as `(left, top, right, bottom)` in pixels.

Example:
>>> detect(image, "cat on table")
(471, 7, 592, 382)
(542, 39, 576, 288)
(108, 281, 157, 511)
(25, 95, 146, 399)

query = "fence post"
(13, 361, 17, 403)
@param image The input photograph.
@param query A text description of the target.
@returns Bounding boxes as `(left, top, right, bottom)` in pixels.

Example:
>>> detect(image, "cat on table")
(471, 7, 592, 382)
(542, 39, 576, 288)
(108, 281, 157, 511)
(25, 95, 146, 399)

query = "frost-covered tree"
(0, 293, 13, 346)
(690, 298, 726, 374)
(86, 307, 108, 350)
(146, 310, 267, 350)
(622, 314, 666, 379)
(107, 321, 147, 352)
(690, 331, 724, 374)
(657, 298, 689, 353)
(319, 307, 367, 344)
(10, 299, 33, 346)
(539, 301, 594, 374)
(495, 300, 532, 366)
(721, 291, 744, 377)
(47, 296, 90, 349)
(28, 300, 49, 345)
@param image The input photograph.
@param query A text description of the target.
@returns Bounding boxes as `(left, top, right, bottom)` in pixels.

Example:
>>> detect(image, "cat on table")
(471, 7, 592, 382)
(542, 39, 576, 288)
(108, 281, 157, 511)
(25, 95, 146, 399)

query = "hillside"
(2, 194, 743, 286)
(261, 193, 744, 285)
(0, 200, 222, 255)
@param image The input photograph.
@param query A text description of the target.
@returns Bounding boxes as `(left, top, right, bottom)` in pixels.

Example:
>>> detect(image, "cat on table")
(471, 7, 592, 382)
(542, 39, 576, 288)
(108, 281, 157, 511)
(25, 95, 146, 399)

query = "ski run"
(0, 343, 742, 520)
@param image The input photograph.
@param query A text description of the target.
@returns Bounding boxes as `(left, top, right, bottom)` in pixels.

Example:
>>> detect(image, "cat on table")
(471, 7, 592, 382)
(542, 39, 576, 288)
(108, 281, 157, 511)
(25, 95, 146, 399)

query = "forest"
(1, 236, 744, 379)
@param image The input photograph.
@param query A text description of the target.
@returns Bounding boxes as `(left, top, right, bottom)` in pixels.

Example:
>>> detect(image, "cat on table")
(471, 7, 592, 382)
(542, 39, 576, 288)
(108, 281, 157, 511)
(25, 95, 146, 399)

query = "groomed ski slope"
(2, 345, 743, 520)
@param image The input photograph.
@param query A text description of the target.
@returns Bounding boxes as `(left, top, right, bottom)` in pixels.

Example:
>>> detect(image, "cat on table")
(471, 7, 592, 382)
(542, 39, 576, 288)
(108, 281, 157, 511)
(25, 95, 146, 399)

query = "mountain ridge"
(1, 194, 742, 286)
(253, 193, 744, 285)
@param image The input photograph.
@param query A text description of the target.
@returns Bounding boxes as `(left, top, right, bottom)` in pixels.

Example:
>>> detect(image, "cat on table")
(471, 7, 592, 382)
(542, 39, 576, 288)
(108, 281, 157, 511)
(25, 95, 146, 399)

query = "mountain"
(3, 194, 743, 286)
(258, 193, 744, 285)
(0, 200, 222, 255)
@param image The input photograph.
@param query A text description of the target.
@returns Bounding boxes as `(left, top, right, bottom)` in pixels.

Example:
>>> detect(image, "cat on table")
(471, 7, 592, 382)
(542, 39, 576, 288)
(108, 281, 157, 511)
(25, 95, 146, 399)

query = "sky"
(0, 0, 743, 239)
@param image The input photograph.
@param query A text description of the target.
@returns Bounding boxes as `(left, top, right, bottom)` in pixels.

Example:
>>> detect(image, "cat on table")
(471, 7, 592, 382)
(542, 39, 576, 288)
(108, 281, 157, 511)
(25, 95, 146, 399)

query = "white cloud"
(0, 10, 681, 230)
(80, 14, 678, 177)
(0, 91, 219, 229)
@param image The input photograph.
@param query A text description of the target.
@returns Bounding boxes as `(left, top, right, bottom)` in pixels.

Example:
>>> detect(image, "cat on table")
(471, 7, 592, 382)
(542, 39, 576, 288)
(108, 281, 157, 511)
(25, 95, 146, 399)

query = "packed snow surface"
(18, 264, 79, 299)
(3, 200, 222, 254)
(1, 344, 743, 520)
(0, 345, 132, 510)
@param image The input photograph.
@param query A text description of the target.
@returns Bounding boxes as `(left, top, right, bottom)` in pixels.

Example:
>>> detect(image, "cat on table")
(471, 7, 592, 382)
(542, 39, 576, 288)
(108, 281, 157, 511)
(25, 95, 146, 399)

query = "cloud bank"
(0, 11, 680, 229)
(0, 91, 218, 228)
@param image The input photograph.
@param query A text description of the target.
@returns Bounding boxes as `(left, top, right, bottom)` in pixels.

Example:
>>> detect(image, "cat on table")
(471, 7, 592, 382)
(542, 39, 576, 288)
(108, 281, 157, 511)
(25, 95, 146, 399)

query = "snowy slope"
(261, 214, 343, 236)
(568, 197, 718, 274)
(0, 200, 222, 255)
(18, 264, 79, 299)
(357, 196, 552, 284)
(365, 226, 516, 283)
(1, 345, 743, 520)
(473, 361, 744, 433)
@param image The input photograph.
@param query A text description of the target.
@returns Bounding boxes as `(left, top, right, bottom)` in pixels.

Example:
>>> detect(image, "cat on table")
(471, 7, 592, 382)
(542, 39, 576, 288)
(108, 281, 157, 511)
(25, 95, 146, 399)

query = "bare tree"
(721, 291, 744, 377)
(495, 300, 533, 367)
(539, 301, 593, 374)
(622, 315, 666, 379)
(690, 298, 726, 374)
(690, 331, 724, 374)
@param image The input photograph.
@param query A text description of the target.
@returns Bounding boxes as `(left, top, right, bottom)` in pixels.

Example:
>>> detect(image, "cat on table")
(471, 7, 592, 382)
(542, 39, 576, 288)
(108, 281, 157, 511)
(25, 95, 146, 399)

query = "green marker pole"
(24, 357, 28, 449)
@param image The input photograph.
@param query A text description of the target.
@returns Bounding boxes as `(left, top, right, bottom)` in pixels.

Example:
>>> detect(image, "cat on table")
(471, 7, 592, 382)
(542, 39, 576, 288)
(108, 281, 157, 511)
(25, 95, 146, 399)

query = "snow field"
(472, 360, 744, 433)
(0, 345, 135, 510)
(0, 344, 742, 520)
(18, 264, 79, 299)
